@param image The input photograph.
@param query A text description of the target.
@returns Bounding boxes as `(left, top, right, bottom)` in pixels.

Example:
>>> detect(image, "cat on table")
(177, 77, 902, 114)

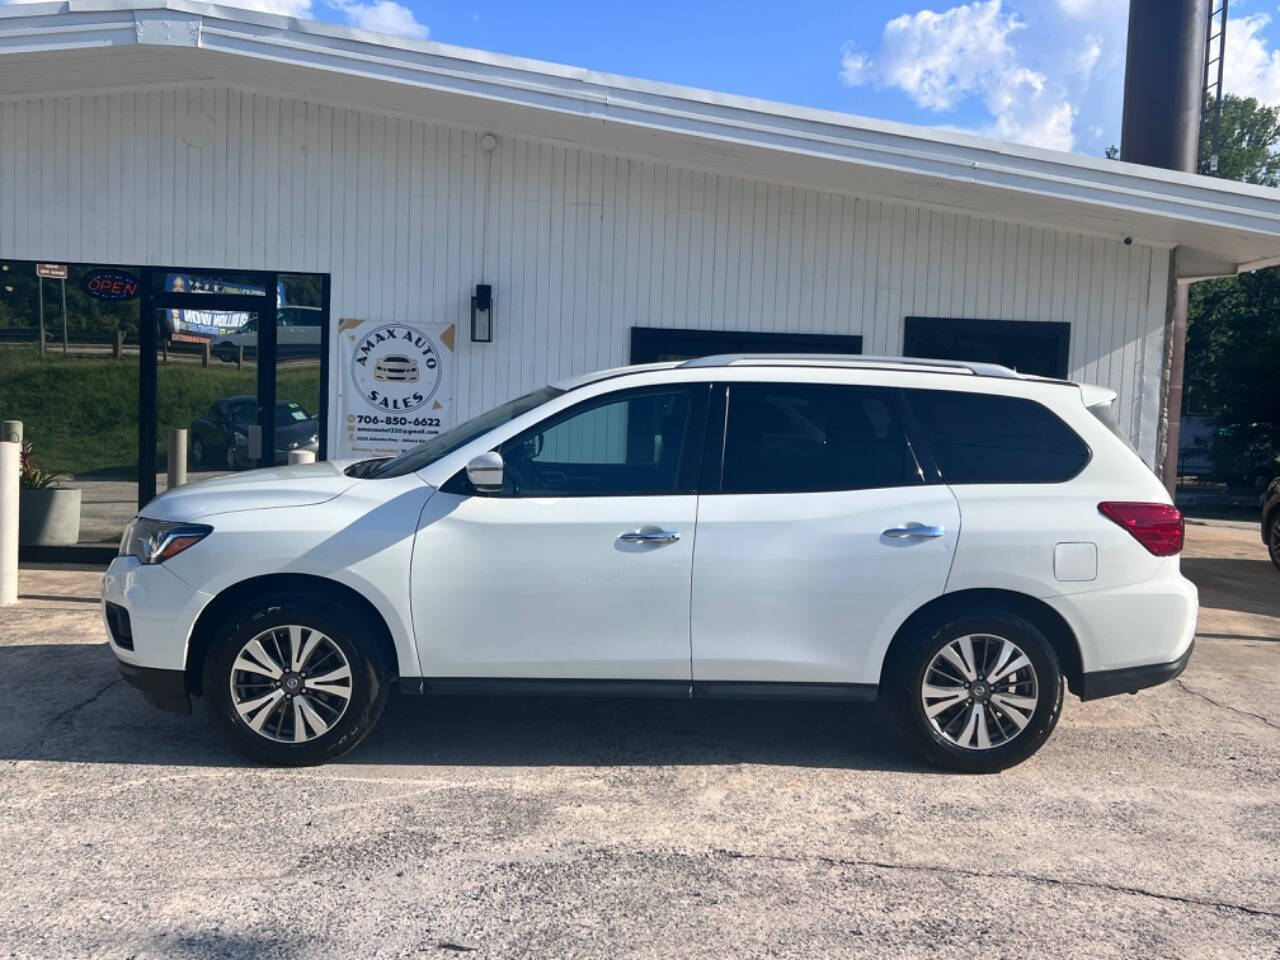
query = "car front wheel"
(203, 596, 390, 765)
(888, 608, 1064, 773)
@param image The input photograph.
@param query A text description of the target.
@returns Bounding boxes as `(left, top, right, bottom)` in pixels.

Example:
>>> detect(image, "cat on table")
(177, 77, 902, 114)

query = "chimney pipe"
(1120, 0, 1209, 171)
(1120, 0, 1209, 497)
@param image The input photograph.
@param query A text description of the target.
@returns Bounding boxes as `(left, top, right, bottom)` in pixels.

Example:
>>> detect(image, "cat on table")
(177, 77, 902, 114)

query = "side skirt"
(400, 678, 878, 702)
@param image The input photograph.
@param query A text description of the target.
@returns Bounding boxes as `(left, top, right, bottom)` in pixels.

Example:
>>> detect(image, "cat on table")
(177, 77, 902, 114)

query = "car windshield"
(367, 385, 565, 479)
(275, 401, 312, 426)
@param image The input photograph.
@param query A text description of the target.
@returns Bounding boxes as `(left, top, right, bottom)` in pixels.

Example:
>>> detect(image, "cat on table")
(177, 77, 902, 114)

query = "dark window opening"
(631, 326, 862, 363)
(903, 317, 1070, 379)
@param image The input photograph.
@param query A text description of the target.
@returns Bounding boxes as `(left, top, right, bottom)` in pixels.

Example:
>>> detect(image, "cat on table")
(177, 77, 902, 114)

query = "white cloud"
(1222, 13, 1280, 103)
(839, 0, 1079, 150)
(220, 0, 313, 16)
(328, 0, 428, 39)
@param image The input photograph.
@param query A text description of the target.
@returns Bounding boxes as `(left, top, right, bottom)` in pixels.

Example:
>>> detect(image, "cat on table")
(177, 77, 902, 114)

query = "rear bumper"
(114, 658, 191, 714)
(1078, 638, 1195, 701)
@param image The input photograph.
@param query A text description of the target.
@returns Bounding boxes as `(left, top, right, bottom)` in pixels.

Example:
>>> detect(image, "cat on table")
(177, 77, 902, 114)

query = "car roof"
(552, 354, 1083, 393)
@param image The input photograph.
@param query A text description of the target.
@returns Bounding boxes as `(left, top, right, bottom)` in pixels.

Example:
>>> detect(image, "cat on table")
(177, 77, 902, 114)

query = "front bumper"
(115, 659, 191, 714)
(102, 557, 212, 709)
(1078, 638, 1195, 701)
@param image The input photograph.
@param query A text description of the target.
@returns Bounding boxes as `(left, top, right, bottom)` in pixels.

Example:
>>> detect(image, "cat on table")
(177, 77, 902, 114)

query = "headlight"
(119, 517, 212, 564)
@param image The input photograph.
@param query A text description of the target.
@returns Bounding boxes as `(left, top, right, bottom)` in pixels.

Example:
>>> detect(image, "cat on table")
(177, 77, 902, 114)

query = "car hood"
(144, 460, 361, 522)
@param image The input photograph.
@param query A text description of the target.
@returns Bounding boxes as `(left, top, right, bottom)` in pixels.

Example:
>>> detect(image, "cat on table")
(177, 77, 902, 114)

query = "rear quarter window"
(906, 389, 1090, 484)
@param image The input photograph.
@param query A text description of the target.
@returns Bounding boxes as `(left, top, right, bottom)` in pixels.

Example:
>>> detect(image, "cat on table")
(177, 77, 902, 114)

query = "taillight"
(1098, 502, 1184, 556)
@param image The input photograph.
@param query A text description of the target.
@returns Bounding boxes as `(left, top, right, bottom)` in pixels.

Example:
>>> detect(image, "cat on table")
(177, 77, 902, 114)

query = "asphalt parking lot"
(1, 524, 1277, 959)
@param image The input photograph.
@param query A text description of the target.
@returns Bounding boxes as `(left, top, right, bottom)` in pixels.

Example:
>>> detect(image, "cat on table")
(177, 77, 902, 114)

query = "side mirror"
(466, 451, 504, 493)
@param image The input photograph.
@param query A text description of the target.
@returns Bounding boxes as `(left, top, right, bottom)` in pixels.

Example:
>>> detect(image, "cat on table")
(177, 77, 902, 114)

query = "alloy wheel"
(920, 633, 1039, 751)
(229, 625, 353, 743)
(1270, 517, 1280, 567)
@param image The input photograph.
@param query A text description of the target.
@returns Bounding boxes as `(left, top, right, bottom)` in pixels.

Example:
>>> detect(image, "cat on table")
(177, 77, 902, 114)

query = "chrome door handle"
(882, 523, 945, 539)
(618, 529, 680, 545)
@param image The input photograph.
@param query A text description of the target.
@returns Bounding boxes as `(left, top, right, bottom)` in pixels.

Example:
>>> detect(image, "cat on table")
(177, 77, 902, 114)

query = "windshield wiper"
(344, 457, 390, 479)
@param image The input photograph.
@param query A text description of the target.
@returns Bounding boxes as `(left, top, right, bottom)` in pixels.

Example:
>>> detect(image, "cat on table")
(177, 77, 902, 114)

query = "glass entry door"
(143, 269, 274, 505)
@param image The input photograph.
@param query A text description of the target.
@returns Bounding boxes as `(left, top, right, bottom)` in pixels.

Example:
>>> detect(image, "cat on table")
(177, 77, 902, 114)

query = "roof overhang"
(5, 0, 1280, 281)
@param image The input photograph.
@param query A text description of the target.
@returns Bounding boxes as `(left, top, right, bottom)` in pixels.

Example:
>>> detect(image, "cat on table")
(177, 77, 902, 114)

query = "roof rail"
(676, 353, 1023, 380)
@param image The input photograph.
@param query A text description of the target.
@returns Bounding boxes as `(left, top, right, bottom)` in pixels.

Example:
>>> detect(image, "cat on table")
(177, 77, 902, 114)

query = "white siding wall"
(0, 86, 1170, 463)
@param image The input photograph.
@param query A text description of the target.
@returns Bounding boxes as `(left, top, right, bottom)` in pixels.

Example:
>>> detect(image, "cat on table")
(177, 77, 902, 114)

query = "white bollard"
(0, 440, 18, 606)
(166, 428, 188, 491)
(288, 449, 316, 465)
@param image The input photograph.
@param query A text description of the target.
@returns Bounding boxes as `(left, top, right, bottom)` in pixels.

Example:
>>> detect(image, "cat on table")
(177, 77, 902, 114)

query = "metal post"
(37, 278, 45, 357)
(166, 428, 187, 491)
(0, 440, 18, 606)
(60, 277, 68, 356)
(237, 344, 243, 370)
(202, 341, 210, 368)
(114, 330, 124, 359)
(287, 449, 315, 465)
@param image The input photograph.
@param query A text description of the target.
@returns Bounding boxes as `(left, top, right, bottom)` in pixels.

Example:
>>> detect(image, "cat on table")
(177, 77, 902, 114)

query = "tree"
(1185, 95, 1280, 429)
(1201, 95, 1280, 185)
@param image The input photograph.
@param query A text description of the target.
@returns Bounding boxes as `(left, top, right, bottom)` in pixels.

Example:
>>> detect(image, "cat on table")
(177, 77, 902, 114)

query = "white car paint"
(103, 359, 1197, 707)
(691, 485, 960, 684)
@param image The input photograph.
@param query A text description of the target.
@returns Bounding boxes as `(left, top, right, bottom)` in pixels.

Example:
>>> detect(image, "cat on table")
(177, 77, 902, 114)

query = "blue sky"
(16, 0, 1280, 158)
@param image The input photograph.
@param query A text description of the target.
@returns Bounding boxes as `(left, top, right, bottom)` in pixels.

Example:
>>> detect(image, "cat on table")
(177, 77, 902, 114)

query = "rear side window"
(906, 389, 1089, 484)
(720, 383, 923, 494)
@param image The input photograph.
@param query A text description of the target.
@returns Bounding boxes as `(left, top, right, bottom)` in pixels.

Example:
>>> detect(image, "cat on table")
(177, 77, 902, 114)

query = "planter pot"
(19, 487, 82, 546)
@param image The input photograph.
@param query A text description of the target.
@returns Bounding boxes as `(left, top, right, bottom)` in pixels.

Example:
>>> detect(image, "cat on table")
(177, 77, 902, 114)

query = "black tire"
(203, 594, 390, 765)
(887, 607, 1064, 774)
(190, 435, 204, 467)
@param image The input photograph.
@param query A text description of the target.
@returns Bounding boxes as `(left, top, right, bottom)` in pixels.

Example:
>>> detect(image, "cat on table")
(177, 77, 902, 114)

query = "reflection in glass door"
(143, 269, 273, 505)
(139, 268, 330, 506)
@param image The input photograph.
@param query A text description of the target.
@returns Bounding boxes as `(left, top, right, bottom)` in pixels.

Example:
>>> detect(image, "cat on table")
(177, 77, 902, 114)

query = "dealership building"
(5, 0, 1280, 550)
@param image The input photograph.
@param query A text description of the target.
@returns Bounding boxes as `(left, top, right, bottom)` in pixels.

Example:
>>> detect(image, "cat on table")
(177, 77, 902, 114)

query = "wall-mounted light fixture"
(471, 283, 493, 342)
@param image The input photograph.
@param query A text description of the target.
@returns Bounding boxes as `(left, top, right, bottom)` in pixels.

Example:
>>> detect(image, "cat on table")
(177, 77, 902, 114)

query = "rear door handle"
(882, 523, 945, 539)
(619, 529, 680, 545)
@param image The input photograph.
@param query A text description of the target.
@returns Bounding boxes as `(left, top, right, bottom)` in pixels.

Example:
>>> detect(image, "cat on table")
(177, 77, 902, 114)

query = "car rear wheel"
(888, 608, 1064, 773)
(1268, 514, 1280, 572)
(203, 595, 390, 765)
(190, 435, 204, 467)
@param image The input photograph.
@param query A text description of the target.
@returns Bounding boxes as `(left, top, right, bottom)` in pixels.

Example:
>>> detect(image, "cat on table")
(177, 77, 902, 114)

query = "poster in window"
(335, 319, 455, 460)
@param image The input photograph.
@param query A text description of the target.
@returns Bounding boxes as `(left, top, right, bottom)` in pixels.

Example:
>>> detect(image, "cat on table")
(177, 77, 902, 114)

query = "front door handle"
(882, 523, 945, 540)
(618, 529, 680, 545)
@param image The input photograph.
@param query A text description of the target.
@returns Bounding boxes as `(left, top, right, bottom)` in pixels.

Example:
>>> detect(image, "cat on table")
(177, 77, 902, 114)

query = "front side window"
(496, 387, 696, 496)
(906, 389, 1090, 484)
(368, 386, 564, 478)
(719, 383, 923, 494)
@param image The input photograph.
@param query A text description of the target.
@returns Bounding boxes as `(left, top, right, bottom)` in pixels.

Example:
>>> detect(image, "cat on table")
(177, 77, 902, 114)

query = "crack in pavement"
(711, 848, 1280, 920)
(1175, 679, 1280, 731)
(4, 675, 125, 765)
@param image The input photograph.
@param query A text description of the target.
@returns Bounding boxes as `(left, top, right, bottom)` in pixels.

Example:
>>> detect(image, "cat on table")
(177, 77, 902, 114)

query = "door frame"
(138, 267, 331, 507)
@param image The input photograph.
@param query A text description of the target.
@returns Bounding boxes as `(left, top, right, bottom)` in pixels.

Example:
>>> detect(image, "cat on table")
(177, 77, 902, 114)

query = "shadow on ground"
(1181, 557, 1280, 618)
(0, 641, 932, 774)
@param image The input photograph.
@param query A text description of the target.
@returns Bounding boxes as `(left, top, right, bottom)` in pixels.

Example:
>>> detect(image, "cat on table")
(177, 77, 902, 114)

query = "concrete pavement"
(0, 527, 1277, 958)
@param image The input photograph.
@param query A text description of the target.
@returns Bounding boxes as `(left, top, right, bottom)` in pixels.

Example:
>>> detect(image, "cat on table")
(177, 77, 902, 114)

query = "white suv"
(103, 355, 1197, 772)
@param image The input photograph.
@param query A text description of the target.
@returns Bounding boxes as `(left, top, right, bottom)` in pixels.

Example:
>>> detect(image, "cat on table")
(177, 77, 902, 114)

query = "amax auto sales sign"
(337, 320, 455, 459)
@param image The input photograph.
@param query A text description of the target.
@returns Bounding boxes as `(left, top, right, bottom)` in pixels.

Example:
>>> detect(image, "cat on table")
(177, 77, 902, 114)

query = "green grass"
(0, 346, 320, 477)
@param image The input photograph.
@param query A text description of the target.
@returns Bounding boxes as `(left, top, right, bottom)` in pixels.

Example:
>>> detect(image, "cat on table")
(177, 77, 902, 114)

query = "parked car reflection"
(189, 397, 319, 471)
(210, 306, 323, 363)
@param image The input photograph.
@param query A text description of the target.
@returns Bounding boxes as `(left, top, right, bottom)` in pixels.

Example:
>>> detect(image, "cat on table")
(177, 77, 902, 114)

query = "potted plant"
(18, 440, 82, 546)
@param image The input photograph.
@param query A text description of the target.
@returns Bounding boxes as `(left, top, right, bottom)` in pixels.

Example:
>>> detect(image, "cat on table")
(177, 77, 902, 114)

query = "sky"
(12, 0, 1280, 159)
